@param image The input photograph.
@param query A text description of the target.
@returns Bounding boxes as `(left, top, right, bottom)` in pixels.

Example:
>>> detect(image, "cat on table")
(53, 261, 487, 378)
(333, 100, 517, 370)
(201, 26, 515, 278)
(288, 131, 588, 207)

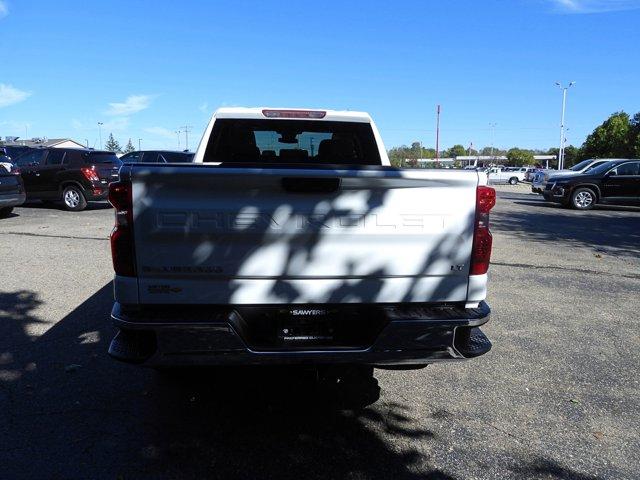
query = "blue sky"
(1, 0, 639, 152)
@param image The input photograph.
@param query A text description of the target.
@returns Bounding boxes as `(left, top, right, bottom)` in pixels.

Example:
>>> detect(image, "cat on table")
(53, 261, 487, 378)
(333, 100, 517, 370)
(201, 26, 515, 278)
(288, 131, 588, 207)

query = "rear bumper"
(84, 183, 109, 201)
(0, 191, 26, 208)
(109, 301, 492, 367)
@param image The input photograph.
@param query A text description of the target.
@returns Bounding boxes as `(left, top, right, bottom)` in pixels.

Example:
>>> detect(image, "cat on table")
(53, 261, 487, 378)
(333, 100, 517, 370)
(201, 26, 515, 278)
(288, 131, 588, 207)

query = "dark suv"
(543, 159, 640, 210)
(12, 147, 121, 211)
(119, 150, 193, 163)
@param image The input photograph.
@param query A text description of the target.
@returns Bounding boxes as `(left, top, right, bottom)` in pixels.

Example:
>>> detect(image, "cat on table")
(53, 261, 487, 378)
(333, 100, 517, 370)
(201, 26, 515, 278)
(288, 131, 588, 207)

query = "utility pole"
(179, 125, 193, 151)
(555, 82, 575, 170)
(138, 138, 142, 151)
(435, 105, 441, 163)
(175, 130, 181, 149)
(97, 122, 104, 149)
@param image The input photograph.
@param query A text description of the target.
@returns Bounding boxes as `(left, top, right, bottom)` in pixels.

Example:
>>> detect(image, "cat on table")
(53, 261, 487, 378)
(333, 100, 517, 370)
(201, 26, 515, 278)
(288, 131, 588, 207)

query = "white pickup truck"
(487, 167, 526, 185)
(108, 108, 494, 384)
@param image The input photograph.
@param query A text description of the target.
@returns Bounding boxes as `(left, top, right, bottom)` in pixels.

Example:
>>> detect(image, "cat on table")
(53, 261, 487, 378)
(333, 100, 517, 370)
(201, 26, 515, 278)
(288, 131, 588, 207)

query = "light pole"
(489, 123, 497, 160)
(435, 105, 441, 163)
(97, 122, 104, 149)
(555, 81, 575, 170)
(175, 130, 181, 149)
(138, 138, 142, 151)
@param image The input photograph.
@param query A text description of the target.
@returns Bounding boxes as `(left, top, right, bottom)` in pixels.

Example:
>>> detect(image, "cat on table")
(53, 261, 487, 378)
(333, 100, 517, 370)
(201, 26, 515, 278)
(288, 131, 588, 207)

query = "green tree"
(123, 138, 135, 154)
(389, 157, 404, 168)
(581, 111, 632, 159)
(563, 145, 581, 167)
(104, 133, 121, 153)
(411, 142, 436, 161)
(388, 142, 437, 167)
(422, 147, 436, 158)
(446, 144, 466, 158)
(506, 148, 535, 166)
(546, 145, 582, 168)
(480, 146, 491, 156)
(630, 112, 640, 158)
(411, 141, 422, 159)
(480, 146, 506, 156)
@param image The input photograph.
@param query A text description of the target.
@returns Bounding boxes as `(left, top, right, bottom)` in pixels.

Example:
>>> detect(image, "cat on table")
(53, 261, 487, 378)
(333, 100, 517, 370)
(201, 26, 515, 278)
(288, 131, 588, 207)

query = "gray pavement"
(0, 188, 639, 479)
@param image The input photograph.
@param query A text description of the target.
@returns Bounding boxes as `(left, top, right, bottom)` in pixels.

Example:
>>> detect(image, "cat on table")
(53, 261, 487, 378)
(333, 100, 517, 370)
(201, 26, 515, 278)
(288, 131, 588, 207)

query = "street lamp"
(489, 122, 497, 160)
(555, 81, 575, 170)
(97, 122, 104, 150)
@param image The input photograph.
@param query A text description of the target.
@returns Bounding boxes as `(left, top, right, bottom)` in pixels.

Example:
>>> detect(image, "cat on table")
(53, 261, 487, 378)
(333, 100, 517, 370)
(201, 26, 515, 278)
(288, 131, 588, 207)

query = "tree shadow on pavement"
(492, 203, 640, 258)
(514, 199, 640, 213)
(0, 285, 610, 479)
(0, 284, 449, 479)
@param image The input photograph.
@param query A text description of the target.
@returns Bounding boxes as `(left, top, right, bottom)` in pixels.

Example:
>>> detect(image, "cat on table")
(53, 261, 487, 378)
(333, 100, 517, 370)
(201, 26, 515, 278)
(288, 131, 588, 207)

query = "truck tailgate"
(129, 165, 479, 305)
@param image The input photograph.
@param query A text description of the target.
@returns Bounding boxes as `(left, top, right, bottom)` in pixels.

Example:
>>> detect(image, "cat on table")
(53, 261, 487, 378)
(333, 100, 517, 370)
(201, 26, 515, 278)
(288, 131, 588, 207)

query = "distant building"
(456, 155, 556, 168)
(414, 157, 456, 164)
(409, 155, 557, 168)
(1, 137, 86, 149)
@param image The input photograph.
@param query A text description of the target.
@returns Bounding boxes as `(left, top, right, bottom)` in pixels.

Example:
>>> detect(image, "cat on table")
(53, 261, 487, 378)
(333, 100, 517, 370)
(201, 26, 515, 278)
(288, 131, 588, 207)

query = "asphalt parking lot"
(1, 185, 639, 480)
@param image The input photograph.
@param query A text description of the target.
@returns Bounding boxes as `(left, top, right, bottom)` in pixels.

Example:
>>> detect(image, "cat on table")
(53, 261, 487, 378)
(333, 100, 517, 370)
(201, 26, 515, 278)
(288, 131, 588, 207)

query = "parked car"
(119, 150, 194, 163)
(543, 159, 640, 209)
(12, 147, 121, 211)
(523, 167, 538, 182)
(107, 107, 495, 392)
(532, 158, 612, 194)
(487, 166, 525, 184)
(531, 170, 550, 193)
(509, 166, 536, 182)
(1, 145, 32, 163)
(0, 147, 12, 173)
(0, 159, 26, 217)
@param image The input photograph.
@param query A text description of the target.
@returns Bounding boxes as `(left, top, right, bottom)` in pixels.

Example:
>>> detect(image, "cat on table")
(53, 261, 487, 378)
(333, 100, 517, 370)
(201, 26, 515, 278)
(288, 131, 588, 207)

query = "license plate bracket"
(277, 309, 336, 346)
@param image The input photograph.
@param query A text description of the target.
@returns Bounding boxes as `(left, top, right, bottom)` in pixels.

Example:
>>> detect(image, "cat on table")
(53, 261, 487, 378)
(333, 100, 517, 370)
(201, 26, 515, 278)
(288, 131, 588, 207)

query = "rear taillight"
(470, 186, 496, 275)
(81, 166, 100, 182)
(108, 181, 136, 277)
